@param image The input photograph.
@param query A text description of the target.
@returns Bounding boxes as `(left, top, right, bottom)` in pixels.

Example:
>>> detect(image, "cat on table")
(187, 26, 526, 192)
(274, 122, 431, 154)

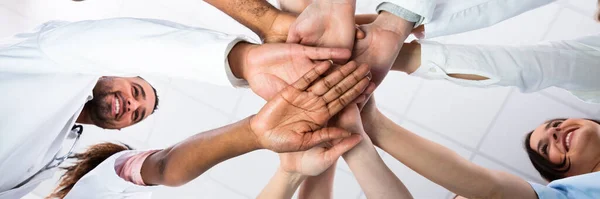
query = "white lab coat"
(382, 0, 600, 103)
(63, 150, 155, 199)
(0, 18, 249, 199)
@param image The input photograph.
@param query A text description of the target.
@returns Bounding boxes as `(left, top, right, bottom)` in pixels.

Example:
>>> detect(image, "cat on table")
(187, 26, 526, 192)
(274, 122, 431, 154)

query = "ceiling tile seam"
(206, 175, 254, 199)
(468, 88, 515, 161)
(539, 7, 565, 41)
(402, 117, 478, 152)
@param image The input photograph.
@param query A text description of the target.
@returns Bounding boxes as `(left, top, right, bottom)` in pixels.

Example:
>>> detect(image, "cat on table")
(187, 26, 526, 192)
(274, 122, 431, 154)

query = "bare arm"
(341, 106, 412, 199)
(204, 0, 295, 42)
(258, 167, 307, 199)
(298, 162, 337, 199)
(141, 117, 258, 186)
(361, 98, 538, 199)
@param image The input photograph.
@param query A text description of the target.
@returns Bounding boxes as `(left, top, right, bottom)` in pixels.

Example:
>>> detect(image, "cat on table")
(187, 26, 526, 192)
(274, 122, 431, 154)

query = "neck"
(76, 108, 93, 124)
(593, 161, 600, 173)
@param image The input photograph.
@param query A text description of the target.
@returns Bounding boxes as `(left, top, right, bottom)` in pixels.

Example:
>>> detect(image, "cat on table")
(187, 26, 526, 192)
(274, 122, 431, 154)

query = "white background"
(2, 0, 598, 198)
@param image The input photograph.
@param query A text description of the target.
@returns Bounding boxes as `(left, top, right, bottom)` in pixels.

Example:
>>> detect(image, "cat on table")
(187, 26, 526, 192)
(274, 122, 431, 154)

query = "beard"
(86, 92, 115, 126)
(86, 77, 119, 129)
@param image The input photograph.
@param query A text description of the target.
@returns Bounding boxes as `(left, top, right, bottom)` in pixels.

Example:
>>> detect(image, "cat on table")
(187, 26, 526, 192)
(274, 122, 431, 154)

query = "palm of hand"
(352, 24, 404, 86)
(279, 143, 335, 176)
(288, 2, 356, 50)
(251, 86, 331, 152)
(246, 44, 318, 100)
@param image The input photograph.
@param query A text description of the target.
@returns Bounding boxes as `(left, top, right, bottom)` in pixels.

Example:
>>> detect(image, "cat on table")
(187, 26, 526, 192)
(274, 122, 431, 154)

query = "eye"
(132, 110, 138, 122)
(542, 144, 549, 156)
(134, 86, 139, 97)
(552, 121, 563, 128)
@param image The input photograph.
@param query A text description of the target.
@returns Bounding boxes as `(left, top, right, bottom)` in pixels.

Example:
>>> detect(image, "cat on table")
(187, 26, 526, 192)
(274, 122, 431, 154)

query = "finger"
(307, 61, 359, 96)
(362, 82, 377, 96)
(301, 45, 351, 61)
(300, 127, 353, 150)
(327, 78, 370, 115)
(286, 30, 301, 44)
(324, 134, 362, 160)
(353, 94, 368, 105)
(355, 25, 366, 40)
(292, 61, 332, 90)
(322, 63, 370, 103)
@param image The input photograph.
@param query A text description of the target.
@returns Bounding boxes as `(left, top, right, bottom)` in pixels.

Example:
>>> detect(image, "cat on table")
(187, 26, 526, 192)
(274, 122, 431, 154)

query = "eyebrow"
(133, 82, 146, 100)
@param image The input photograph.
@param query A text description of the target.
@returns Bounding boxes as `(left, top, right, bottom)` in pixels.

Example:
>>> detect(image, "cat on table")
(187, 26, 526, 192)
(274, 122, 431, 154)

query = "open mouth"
(113, 93, 125, 120)
(562, 127, 577, 152)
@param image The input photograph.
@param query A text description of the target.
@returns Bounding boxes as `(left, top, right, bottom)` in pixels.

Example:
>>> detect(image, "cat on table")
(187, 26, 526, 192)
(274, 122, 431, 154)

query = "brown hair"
(46, 142, 132, 199)
(524, 118, 600, 182)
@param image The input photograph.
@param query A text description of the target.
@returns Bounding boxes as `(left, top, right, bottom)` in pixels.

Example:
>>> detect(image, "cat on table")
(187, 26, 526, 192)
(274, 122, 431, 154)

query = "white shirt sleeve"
(38, 18, 251, 87)
(372, 0, 437, 23)
(413, 34, 600, 103)
(423, 0, 555, 39)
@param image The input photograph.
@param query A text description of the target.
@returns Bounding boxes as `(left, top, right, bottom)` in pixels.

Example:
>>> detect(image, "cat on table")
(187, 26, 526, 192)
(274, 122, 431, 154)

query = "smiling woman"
(525, 118, 600, 182)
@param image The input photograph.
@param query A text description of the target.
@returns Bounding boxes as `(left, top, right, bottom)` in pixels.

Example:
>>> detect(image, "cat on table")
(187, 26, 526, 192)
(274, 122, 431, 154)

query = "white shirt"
(0, 18, 249, 199)
(414, 35, 600, 103)
(64, 150, 155, 199)
(423, 0, 555, 39)
(400, 0, 600, 103)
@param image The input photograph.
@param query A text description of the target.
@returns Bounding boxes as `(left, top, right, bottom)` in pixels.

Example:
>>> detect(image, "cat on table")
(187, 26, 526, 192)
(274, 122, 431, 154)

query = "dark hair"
(524, 118, 600, 182)
(136, 76, 159, 113)
(46, 142, 132, 199)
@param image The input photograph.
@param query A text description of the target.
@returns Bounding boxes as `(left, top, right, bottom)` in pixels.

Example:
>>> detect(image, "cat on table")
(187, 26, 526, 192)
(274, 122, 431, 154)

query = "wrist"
(277, 167, 307, 185)
(373, 11, 413, 39)
(244, 115, 263, 151)
(228, 42, 255, 80)
(393, 42, 421, 74)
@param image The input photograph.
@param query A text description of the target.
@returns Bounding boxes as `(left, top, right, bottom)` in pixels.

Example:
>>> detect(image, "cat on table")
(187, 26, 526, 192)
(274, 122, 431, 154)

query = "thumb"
(323, 134, 362, 160)
(286, 28, 302, 44)
(299, 127, 353, 150)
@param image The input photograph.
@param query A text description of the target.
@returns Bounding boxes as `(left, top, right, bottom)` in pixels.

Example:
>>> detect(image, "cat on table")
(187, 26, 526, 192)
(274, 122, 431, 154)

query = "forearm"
(258, 167, 307, 199)
(370, 112, 535, 198)
(141, 116, 260, 186)
(342, 136, 411, 199)
(397, 38, 600, 92)
(298, 162, 337, 199)
(203, 0, 281, 39)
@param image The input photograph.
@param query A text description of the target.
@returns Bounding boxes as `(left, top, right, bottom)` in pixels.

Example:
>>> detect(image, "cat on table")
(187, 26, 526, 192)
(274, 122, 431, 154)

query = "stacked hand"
(250, 61, 371, 153)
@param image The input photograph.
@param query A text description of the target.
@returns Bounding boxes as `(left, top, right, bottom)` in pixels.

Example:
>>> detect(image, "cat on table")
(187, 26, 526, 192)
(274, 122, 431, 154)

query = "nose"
(126, 98, 139, 113)
(546, 127, 560, 143)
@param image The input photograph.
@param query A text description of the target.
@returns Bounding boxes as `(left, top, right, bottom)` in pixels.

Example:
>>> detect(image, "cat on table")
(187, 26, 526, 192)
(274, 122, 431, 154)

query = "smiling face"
(527, 118, 600, 181)
(83, 76, 157, 129)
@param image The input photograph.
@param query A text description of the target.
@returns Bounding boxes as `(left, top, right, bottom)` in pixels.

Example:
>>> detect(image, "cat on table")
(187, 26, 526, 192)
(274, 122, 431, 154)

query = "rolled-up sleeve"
(413, 34, 600, 103)
(373, 0, 436, 24)
(38, 18, 251, 87)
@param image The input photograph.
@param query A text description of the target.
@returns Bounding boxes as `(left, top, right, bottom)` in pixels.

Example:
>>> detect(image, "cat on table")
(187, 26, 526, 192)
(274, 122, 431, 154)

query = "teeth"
(566, 132, 572, 149)
(115, 98, 120, 115)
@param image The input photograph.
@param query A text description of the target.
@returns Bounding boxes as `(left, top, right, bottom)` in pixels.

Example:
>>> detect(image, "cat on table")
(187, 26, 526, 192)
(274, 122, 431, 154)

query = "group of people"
(0, 0, 599, 198)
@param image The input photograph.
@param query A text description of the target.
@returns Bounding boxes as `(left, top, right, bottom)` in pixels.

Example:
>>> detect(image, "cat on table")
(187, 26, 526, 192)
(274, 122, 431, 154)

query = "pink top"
(114, 150, 159, 185)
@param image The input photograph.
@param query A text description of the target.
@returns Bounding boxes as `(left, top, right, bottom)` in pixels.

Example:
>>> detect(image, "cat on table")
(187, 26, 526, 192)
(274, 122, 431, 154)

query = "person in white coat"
(355, 0, 600, 103)
(0, 17, 357, 198)
(45, 60, 372, 199)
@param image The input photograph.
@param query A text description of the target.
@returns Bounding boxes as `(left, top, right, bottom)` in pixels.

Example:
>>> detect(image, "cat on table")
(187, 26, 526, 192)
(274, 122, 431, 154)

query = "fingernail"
(366, 72, 372, 80)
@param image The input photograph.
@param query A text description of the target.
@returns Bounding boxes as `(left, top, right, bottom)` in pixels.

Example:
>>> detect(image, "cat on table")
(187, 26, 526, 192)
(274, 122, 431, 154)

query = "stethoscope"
(12, 125, 83, 189)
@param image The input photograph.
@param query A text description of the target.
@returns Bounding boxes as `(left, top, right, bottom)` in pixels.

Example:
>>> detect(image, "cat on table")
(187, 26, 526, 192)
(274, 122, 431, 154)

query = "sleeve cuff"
(223, 39, 250, 88)
(376, 2, 424, 28)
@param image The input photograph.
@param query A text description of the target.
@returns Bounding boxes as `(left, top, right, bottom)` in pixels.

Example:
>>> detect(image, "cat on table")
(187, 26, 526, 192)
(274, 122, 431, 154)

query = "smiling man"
(0, 17, 353, 199)
(77, 76, 158, 129)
